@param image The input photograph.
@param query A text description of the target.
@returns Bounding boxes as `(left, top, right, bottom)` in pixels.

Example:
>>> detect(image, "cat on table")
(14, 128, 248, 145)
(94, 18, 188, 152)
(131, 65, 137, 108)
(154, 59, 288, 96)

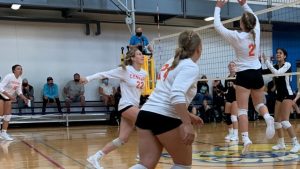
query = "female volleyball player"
(129, 30, 203, 169)
(214, 0, 275, 154)
(262, 48, 300, 153)
(0, 64, 28, 141)
(82, 48, 147, 169)
(224, 61, 239, 141)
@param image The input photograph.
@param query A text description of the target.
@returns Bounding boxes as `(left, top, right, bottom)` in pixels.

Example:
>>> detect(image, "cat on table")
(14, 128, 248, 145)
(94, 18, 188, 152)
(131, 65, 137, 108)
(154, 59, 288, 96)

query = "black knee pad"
(225, 113, 232, 125)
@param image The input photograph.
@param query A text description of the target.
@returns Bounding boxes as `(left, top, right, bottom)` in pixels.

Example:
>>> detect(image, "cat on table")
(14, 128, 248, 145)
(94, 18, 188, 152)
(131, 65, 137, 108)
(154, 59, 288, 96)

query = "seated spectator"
(212, 79, 225, 116)
(42, 77, 62, 114)
(129, 26, 153, 54)
(64, 73, 85, 113)
(196, 75, 212, 105)
(17, 78, 34, 114)
(99, 78, 116, 109)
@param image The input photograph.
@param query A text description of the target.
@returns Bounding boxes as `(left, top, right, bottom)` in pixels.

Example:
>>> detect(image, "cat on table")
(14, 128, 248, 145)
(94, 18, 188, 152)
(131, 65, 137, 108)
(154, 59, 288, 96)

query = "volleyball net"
(152, 0, 300, 84)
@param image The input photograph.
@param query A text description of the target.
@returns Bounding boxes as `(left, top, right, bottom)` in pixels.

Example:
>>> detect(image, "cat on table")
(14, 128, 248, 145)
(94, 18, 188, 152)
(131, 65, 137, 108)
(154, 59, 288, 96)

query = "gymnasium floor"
(1, 120, 300, 169)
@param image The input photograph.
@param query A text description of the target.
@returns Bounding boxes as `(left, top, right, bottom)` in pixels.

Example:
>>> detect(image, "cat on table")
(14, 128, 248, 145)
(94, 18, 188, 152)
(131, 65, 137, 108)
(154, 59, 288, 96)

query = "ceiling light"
(11, 4, 21, 10)
(204, 17, 214, 21)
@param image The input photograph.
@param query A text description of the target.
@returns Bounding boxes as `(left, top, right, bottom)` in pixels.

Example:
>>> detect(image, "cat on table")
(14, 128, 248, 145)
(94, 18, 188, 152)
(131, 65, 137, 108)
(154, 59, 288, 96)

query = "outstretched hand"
(237, 0, 247, 6)
(216, 0, 228, 8)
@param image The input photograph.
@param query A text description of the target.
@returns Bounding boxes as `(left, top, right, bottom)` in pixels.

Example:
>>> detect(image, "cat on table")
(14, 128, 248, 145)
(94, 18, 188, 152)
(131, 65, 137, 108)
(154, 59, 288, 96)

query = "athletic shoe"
(272, 143, 286, 150)
(230, 135, 239, 141)
(0, 132, 14, 141)
(265, 117, 275, 139)
(290, 143, 300, 153)
(241, 138, 252, 155)
(87, 154, 103, 169)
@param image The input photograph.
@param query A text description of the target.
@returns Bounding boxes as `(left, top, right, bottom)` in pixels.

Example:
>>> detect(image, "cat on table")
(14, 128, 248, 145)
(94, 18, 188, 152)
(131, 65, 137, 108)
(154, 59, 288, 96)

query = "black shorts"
(135, 110, 182, 135)
(276, 95, 294, 102)
(0, 94, 10, 101)
(118, 105, 133, 114)
(236, 69, 264, 89)
(225, 97, 236, 103)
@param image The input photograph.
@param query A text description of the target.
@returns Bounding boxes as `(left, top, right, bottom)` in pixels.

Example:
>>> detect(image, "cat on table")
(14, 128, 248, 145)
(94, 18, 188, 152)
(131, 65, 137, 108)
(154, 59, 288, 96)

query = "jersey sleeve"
(86, 67, 126, 82)
(170, 64, 199, 105)
(265, 60, 291, 74)
(214, 7, 240, 45)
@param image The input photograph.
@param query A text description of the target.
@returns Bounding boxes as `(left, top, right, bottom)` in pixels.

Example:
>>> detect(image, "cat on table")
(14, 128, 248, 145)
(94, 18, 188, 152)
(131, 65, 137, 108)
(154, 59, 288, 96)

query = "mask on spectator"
(22, 83, 28, 87)
(136, 32, 142, 37)
(103, 79, 108, 85)
(49, 82, 54, 86)
(74, 79, 80, 82)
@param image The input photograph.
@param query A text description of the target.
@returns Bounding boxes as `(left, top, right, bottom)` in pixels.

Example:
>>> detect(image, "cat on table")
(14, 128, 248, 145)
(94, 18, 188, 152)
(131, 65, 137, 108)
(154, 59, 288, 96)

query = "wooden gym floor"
(1, 120, 300, 169)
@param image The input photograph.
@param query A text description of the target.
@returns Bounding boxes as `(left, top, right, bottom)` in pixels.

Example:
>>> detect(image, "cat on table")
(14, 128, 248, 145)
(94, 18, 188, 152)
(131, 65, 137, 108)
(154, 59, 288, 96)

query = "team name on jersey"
(130, 74, 145, 81)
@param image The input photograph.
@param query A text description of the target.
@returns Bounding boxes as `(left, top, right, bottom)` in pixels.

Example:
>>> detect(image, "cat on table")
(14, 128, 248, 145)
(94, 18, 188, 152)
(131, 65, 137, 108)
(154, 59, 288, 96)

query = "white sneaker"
(0, 132, 14, 141)
(230, 135, 239, 141)
(272, 143, 286, 150)
(225, 133, 232, 140)
(87, 154, 103, 169)
(290, 143, 300, 153)
(136, 154, 140, 161)
(242, 138, 252, 155)
(0, 140, 13, 154)
(265, 117, 275, 139)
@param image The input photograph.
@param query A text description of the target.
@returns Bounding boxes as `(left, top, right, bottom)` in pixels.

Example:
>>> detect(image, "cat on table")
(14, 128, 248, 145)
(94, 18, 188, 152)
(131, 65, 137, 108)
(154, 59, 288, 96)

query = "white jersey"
(214, 3, 261, 72)
(141, 58, 199, 119)
(0, 73, 22, 97)
(87, 65, 147, 110)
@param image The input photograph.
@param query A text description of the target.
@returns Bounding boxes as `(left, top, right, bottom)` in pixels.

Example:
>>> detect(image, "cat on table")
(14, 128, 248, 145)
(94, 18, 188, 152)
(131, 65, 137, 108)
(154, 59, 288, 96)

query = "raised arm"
(265, 60, 291, 74)
(214, 0, 239, 44)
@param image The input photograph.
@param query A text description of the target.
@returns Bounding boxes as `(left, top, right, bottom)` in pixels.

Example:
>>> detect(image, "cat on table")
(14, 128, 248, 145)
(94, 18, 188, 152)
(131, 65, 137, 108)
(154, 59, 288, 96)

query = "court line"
(21, 140, 65, 169)
(37, 139, 93, 169)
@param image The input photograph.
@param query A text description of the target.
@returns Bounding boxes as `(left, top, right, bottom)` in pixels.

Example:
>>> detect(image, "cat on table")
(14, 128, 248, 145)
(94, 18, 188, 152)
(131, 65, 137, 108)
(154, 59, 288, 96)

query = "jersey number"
(157, 64, 170, 81)
(248, 44, 255, 57)
(136, 81, 144, 89)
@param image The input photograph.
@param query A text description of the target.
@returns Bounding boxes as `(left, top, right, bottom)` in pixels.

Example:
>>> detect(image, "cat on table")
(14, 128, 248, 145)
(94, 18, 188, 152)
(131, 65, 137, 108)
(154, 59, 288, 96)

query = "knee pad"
(171, 164, 192, 169)
(129, 164, 148, 169)
(255, 103, 265, 113)
(225, 114, 232, 125)
(274, 122, 282, 129)
(231, 115, 238, 122)
(238, 109, 248, 117)
(112, 138, 125, 147)
(3, 115, 12, 122)
(281, 121, 291, 129)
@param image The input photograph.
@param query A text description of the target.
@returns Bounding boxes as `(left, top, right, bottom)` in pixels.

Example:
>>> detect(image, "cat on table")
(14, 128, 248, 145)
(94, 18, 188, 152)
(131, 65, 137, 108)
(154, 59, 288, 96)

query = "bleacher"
(8, 101, 116, 126)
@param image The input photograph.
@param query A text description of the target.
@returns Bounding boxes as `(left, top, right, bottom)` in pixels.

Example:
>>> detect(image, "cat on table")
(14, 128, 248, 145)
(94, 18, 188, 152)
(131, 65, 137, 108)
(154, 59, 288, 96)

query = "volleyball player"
(214, 0, 275, 154)
(81, 48, 147, 169)
(0, 64, 29, 141)
(262, 48, 300, 153)
(129, 30, 203, 169)
(224, 61, 239, 141)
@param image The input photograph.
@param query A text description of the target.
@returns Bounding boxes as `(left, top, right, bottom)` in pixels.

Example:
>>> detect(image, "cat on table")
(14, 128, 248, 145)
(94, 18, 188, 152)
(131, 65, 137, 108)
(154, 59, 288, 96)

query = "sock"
(96, 150, 105, 158)
(278, 137, 285, 144)
(229, 128, 233, 135)
(241, 132, 249, 140)
(233, 129, 238, 136)
(291, 137, 298, 145)
(2, 130, 7, 133)
(263, 113, 271, 120)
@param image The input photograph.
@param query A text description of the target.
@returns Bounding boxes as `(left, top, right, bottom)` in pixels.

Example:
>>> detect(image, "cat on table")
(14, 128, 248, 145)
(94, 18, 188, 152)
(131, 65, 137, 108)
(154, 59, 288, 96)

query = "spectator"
(42, 77, 62, 114)
(196, 75, 212, 105)
(64, 73, 85, 113)
(212, 79, 225, 117)
(129, 26, 153, 54)
(17, 78, 34, 114)
(99, 78, 115, 109)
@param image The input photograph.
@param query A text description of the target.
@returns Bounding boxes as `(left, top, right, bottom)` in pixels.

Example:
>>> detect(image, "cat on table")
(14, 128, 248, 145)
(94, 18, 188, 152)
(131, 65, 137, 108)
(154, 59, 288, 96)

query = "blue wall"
(272, 23, 300, 91)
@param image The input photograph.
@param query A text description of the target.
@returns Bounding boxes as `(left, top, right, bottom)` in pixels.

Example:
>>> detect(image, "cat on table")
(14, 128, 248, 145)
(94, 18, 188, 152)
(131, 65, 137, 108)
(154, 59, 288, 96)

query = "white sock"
(278, 137, 285, 144)
(241, 132, 249, 140)
(95, 150, 105, 158)
(229, 128, 233, 135)
(2, 130, 7, 133)
(233, 129, 238, 136)
(291, 137, 298, 145)
(263, 113, 271, 120)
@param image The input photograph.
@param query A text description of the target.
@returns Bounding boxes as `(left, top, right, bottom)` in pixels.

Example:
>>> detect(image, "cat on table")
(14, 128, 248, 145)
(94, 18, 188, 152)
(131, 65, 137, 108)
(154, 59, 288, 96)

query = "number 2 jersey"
(214, 3, 261, 72)
(86, 65, 147, 110)
(141, 58, 199, 119)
